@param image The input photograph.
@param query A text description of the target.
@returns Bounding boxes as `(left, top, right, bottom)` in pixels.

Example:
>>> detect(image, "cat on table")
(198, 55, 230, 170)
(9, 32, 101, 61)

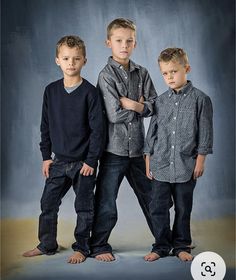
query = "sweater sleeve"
(84, 88, 105, 168)
(39, 86, 52, 160)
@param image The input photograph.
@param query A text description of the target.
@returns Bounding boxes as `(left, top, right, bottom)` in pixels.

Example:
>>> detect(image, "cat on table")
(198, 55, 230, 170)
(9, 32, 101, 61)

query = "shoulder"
(44, 78, 63, 97)
(130, 60, 149, 74)
(158, 90, 170, 101)
(82, 78, 96, 91)
(98, 63, 116, 79)
(45, 78, 63, 90)
(81, 79, 99, 100)
(191, 86, 212, 103)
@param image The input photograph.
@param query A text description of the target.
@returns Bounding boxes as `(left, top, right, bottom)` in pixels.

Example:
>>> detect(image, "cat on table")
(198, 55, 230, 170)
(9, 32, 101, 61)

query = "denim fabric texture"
(90, 152, 153, 256)
(37, 158, 96, 257)
(150, 178, 196, 257)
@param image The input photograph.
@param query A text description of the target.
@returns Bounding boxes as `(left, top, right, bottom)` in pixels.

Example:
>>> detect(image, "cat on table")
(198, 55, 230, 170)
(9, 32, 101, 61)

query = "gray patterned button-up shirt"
(144, 81, 213, 183)
(98, 57, 157, 157)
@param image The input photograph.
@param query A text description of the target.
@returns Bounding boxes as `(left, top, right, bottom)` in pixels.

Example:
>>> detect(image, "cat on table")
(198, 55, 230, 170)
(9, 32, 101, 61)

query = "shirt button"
(173, 117, 176, 120)
(129, 122, 132, 125)
(173, 131, 175, 134)
(172, 145, 174, 149)
(175, 102, 178, 106)
(170, 161, 174, 164)
(129, 137, 131, 140)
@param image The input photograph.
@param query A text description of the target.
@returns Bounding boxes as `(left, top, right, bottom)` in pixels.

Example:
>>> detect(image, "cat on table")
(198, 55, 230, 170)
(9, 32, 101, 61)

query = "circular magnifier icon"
(191, 251, 226, 279)
(205, 265, 212, 273)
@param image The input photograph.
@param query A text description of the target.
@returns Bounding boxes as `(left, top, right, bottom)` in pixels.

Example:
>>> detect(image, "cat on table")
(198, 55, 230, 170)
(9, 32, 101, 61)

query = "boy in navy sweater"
(23, 35, 104, 264)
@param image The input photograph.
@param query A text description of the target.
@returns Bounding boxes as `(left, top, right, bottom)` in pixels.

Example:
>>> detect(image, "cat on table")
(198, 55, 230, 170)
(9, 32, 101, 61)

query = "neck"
(113, 57, 130, 69)
(63, 76, 82, 87)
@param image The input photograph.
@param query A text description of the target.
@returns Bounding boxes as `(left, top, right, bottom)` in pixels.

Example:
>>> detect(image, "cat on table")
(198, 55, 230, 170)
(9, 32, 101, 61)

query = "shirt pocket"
(115, 82, 128, 97)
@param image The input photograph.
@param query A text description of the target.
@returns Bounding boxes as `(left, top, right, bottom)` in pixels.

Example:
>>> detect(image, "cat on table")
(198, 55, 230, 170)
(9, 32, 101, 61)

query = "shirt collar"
(107, 56, 140, 72)
(168, 80, 193, 98)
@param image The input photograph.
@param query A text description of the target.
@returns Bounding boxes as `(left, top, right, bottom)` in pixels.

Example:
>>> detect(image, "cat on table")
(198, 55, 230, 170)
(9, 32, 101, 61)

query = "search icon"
(205, 265, 212, 273)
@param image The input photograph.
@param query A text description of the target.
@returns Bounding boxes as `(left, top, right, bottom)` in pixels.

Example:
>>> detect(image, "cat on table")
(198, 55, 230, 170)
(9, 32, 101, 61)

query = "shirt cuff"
(197, 147, 213, 155)
(138, 103, 150, 117)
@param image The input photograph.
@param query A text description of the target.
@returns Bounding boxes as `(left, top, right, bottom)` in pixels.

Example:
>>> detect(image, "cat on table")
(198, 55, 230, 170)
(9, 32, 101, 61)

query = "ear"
(185, 64, 191, 73)
(106, 39, 111, 48)
(84, 58, 87, 64)
(55, 57, 60, 66)
(134, 40, 137, 48)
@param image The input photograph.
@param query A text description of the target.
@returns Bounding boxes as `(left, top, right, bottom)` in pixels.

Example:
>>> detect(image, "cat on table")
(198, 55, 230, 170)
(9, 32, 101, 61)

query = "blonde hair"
(107, 18, 136, 39)
(56, 35, 86, 57)
(158, 48, 189, 66)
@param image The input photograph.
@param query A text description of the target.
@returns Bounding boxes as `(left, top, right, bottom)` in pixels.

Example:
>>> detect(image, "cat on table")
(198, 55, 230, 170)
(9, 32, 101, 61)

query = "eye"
(116, 39, 122, 42)
(127, 39, 134, 43)
(162, 72, 167, 76)
(63, 57, 68, 61)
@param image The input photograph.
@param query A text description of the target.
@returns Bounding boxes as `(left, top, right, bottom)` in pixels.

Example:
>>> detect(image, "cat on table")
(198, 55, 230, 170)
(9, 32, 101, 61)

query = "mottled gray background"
(1, 1, 235, 280)
(1, 0, 234, 221)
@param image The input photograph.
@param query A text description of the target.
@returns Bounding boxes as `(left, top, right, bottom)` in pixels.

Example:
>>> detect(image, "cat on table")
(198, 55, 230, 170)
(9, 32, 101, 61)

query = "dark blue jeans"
(90, 152, 153, 256)
(150, 178, 196, 257)
(37, 159, 96, 257)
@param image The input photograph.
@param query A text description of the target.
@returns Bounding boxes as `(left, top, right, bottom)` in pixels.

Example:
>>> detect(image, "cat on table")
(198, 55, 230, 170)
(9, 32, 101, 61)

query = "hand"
(80, 162, 94, 176)
(145, 155, 153, 180)
(139, 96, 144, 103)
(120, 97, 134, 110)
(42, 159, 53, 178)
(193, 155, 206, 179)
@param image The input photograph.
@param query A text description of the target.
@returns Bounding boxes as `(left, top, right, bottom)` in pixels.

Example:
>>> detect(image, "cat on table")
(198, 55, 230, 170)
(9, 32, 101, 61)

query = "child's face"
(159, 60, 190, 92)
(106, 28, 136, 66)
(55, 44, 86, 78)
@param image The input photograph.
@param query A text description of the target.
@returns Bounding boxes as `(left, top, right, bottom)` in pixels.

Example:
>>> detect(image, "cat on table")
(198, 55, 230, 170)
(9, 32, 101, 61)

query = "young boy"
(22, 35, 104, 264)
(90, 18, 157, 262)
(144, 48, 213, 262)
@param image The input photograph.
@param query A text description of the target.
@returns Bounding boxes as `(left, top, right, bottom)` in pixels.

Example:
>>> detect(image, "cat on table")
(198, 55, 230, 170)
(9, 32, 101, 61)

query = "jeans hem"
(73, 249, 89, 258)
(90, 250, 113, 257)
(37, 245, 57, 255)
(151, 249, 170, 258)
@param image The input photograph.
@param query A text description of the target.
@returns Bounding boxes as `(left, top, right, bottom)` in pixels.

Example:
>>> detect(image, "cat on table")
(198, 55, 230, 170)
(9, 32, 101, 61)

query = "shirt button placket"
(170, 98, 179, 181)
(128, 122, 132, 156)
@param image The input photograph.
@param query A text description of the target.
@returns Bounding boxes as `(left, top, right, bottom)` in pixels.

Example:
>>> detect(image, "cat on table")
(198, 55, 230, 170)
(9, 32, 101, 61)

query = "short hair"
(107, 18, 136, 39)
(158, 48, 189, 66)
(56, 35, 86, 57)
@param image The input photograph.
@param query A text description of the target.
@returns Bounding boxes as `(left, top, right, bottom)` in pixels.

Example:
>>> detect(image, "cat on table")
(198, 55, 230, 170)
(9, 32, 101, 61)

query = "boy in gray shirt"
(90, 18, 157, 261)
(144, 48, 213, 262)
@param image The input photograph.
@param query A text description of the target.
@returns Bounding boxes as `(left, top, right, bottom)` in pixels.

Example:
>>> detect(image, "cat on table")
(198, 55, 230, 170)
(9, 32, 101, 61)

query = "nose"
(122, 41, 128, 49)
(69, 58, 75, 65)
(168, 73, 174, 80)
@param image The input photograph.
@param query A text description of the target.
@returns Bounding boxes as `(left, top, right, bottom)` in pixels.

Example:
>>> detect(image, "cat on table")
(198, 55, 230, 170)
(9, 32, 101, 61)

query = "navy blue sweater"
(40, 78, 104, 168)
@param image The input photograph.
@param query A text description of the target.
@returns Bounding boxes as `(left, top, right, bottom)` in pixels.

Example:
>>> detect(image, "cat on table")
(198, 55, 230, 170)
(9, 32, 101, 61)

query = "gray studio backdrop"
(1, 0, 235, 223)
